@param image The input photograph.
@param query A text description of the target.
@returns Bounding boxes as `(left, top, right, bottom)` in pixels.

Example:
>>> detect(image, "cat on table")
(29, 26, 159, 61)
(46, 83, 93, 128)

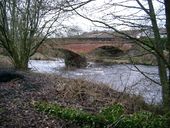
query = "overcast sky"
(61, 0, 164, 33)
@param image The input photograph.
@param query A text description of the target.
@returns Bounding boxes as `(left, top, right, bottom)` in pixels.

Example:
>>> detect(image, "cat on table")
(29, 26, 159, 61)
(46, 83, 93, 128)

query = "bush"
(34, 101, 102, 127)
(120, 111, 169, 128)
(33, 101, 169, 128)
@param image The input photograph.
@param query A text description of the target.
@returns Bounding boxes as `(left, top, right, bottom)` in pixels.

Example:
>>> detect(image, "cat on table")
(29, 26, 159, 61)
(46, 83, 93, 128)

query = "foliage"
(34, 101, 105, 127)
(120, 111, 170, 128)
(34, 101, 169, 128)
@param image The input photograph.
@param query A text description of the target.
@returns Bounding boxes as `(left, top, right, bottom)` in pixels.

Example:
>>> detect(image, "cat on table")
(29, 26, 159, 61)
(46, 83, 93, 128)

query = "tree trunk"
(14, 60, 29, 70)
(157, 57, 170, 112)
(148, 0, 170, 112)
(11, 51, 29, 70)
(164, 0, 170, 112)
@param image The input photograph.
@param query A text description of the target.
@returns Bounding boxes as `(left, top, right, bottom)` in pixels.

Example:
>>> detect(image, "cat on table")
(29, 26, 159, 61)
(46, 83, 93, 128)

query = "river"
(28, 59, 162, 104)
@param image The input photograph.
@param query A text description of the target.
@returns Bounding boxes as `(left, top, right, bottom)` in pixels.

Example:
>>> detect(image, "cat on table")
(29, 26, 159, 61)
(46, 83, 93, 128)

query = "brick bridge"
(45, 37, 133, 54)
(42, 37, 134, 68)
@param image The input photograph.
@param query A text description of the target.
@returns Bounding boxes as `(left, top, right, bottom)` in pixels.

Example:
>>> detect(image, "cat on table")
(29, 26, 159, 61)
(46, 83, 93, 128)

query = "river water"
(28, 59, 162, 104)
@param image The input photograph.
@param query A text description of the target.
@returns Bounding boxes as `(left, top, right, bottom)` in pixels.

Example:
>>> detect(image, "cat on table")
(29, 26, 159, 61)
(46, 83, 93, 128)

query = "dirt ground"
(0, 71, 147, 128)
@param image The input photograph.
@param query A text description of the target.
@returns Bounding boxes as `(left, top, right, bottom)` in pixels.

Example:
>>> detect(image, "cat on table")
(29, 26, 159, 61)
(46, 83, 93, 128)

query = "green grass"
(34, 101, 170, 128)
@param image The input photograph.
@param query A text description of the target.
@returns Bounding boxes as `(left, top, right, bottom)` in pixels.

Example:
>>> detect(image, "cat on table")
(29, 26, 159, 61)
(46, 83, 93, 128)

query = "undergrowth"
(34, 101, 170, 128)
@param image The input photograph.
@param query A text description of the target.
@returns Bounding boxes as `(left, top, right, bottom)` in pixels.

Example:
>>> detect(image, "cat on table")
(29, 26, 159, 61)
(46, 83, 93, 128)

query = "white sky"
(61, 0, 164, 32)
(43, 0, 164, 38)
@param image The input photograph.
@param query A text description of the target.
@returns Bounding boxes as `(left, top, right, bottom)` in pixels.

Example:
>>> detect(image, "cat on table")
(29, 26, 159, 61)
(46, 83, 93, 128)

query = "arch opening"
(90, 46, 124, 57)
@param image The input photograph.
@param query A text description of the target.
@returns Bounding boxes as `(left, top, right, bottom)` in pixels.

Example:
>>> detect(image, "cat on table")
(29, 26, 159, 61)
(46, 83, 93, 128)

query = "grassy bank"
(0, 48, 168, 127)
(0, 71, 168, 127)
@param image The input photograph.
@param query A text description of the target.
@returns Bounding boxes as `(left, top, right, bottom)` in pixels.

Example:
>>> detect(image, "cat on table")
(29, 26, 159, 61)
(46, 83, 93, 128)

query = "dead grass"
(0, 72, 155, 127)
(27, 73, 148, 114)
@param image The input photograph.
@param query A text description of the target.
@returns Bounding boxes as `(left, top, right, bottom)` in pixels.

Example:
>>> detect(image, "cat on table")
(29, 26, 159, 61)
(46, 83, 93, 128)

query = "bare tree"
(0, 0, 90, 70)
(66, 25, 83, 37)
(0, 0, 56, 69)
(68, 0, 170, 112)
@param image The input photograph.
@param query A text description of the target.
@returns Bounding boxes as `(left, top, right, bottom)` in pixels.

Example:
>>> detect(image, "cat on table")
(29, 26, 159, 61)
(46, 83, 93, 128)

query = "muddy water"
(28, 59, 161, 104)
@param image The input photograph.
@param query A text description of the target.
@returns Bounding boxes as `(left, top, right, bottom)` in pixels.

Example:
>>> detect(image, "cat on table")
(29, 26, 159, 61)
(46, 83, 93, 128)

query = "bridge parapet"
(45, 37, 132, 45)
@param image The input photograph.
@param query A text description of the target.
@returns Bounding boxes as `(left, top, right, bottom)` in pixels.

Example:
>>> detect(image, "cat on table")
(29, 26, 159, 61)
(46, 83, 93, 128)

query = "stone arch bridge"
(41, 38, 134, 68)
(45, 38, 133, 53)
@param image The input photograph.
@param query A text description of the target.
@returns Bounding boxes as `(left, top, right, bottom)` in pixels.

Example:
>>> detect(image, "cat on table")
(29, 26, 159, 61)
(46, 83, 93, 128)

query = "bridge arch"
(57, 43, 130, 54)
(89, 45, 124, 57)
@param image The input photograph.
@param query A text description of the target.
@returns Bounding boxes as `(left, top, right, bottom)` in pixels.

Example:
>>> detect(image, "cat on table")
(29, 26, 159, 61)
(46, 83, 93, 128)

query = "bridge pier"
(58, 49, 87, 68)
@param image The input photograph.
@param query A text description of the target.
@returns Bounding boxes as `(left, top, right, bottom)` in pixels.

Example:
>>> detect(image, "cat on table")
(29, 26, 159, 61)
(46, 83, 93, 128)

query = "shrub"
(120, 111, 169, 128)
(33, 101, 169, 128)
(34, 101, 102, 127)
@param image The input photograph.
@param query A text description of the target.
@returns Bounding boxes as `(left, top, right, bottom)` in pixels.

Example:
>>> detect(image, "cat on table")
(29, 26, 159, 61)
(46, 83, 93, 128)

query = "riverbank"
(87, 53, 157, 66)
(0, 47, 158, 68)
(0, 71, 161, 127)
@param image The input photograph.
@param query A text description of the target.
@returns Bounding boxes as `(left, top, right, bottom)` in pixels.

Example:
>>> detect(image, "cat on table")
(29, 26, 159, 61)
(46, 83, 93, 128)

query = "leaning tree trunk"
(148, 0, 170, 112)
(164, 0, 170, 112)
(157, 55, 170, 112)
